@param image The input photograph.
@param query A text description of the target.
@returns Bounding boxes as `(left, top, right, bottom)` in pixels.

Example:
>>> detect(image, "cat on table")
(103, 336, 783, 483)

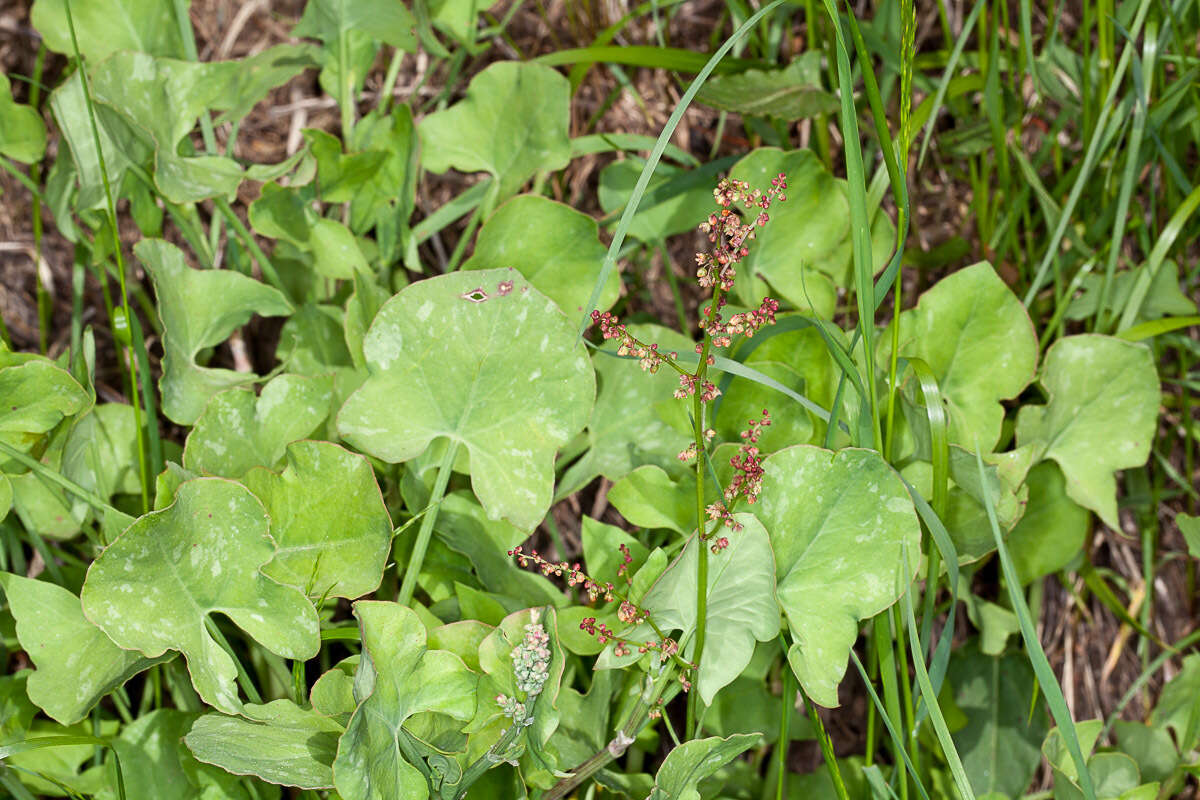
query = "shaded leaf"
(1008, 462, 1089, 584)
(0, 73, 46, 163)
(695, 54, 837, 120)
(647, 734, 758, 800)
(136, 239, 292, 425)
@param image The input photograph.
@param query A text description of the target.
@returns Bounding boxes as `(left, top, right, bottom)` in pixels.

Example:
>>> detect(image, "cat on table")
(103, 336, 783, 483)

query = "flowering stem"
(397, 441, 459, 607)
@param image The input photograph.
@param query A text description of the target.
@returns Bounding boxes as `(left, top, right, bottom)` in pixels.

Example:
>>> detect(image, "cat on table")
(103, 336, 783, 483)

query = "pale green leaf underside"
(81, 478, 319, 714)
(756, 445, 921, 707)
(1015, 335, 1159, 529)
(337, 268, 594, 531)
(648, 734, 760, 800)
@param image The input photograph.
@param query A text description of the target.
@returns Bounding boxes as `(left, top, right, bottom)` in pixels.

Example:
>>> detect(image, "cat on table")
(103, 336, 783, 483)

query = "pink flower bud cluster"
(725, 409, 770, 507)
(673, 374, 719, 402)
(701, 296, 780, 347)
(694, 174, 787, 291)
(616, 543, 634, 585)
(509, 546, 615, 604)
(590, 311, 674, 373)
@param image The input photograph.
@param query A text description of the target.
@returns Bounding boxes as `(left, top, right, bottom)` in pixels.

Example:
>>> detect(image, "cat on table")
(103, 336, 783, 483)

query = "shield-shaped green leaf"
(694, 53, 837, 120)
(647, 734, 759, 800)
(755, 445, 921, 707)
(242, 440, 392, 599)
(890, 262, 1038, 451)
(337, 268, 594, 531)
(136, 239, 292, 425)
(0, 73, 46, 163)
(31, 0, 184, 60)
(1015, 335, 1159, 529)
(0, 573, 169, 725)
(332, 601, 477, 800)
(80, 478, 320, 714)
(0, 351, 88, 461)
(420, 62, 571, 203)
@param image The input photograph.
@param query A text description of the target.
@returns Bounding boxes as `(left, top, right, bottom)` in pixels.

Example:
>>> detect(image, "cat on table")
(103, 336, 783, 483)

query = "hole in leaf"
(462, 288, 488, 303)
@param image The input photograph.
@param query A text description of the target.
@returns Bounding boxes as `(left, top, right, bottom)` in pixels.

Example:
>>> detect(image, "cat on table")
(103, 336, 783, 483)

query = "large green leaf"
(136, 239, 292, 425)
(0, 573, 167, 725)
(756, 445, 921, 707)
(891, 262, 1038, 450)
(0, 73, 46, 163)
(242, 440, 392, 599)
(557, 324, 694, 498)
(694, 53, 837, 120)
(80, 478, 320, 714)
(332, 602, 477, 800)
(598, 514, 779, 705)
(948, 642, 1048, 798)
(62, 402, 148, 499)
(337, 269, 594, 531)
(647, 734, 759, 800)
(183, 374, 332, 478)
(463, 194, 619, 319)
(185, 700, 343, 790)
(1015, 335, 1159, 529)
(293, 0, 416, 54)
(31, 0, 184, 60)
(420, 62, 571, 203)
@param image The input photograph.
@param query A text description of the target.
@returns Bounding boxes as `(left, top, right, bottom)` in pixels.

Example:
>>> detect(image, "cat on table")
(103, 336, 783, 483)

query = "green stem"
(775, 663, 794, 800)
(397, 442, 459, 607)
(805, 691, 849, 800)
(0, 440, 120, 525)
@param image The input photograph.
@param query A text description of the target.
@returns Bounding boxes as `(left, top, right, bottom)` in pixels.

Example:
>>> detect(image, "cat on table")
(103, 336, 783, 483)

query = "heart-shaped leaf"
(0, 73, 46, 163)
(756, 445, 921, 707)
(891, 262, 1038, 450)
(332, 601, 476, 800)
(1015, 335, 1159, 529)
(464, 194, 619, 319)
(0, 573, 168, 725)
(184, 374, 332, 478)
(420, 62, 571, 203)
(242, 440, 392, 599)
(0, 351, 88, 461)
(598, 514, 779, 705)
(648, 734, 759, 800)
(136, 239, 292, 425)
(185, 699, 343, 790)
(337, 268, 594, 531)
(80, 478, 320, 714)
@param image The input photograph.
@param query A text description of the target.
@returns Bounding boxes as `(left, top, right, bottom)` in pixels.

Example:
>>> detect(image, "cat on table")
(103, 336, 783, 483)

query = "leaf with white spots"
(337, 269, 594, 531)
(332, 602, 476, 800)
(0, 573, 169, 725)
(80, 478, 320, 714)
(137, 240, 292, 425)
(1015, 335, 1159, 529)
(755, 445, 921, 707)
(184, 374, 332, 478)
(596, 514, 779, 706)
(463, 194, 619, 320)
(242, 440, 392, 599)
(888, 262, 1038, 451)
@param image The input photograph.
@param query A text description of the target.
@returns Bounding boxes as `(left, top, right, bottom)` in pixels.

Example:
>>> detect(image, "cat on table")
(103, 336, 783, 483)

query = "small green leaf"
(136, 239, 292, 425)
(607, 465, 694, 534)
(0, 352, 88, 461)
(756, 445, 921, 707)
(80, 478, 320, 714)
(694, 54, 837, 120)
(332, 601, 476, 800)
(598, 514, 779, 705)
(249, 182, 368, 279)
(1008, 462, 1089, 584)
(0, 573, 168, 725)
(1150, 653, 1200, 751)
(185, 700, 343, 790)
(647, 734, 759, 800)
(1015, 335, 1159, 529)
(184, 374, 332, 478)
(464, 194, 619, 319)
(293, 0, 417, 53)
(0, 74, 46, 164)
(597, 157, 722, 241)
(420, 62, 571, 203)
(1180, 514, 1200, 560)
(243, 440, 392, 599)
(337, 269, 594, 531)
(892, 263, 1039, 450)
